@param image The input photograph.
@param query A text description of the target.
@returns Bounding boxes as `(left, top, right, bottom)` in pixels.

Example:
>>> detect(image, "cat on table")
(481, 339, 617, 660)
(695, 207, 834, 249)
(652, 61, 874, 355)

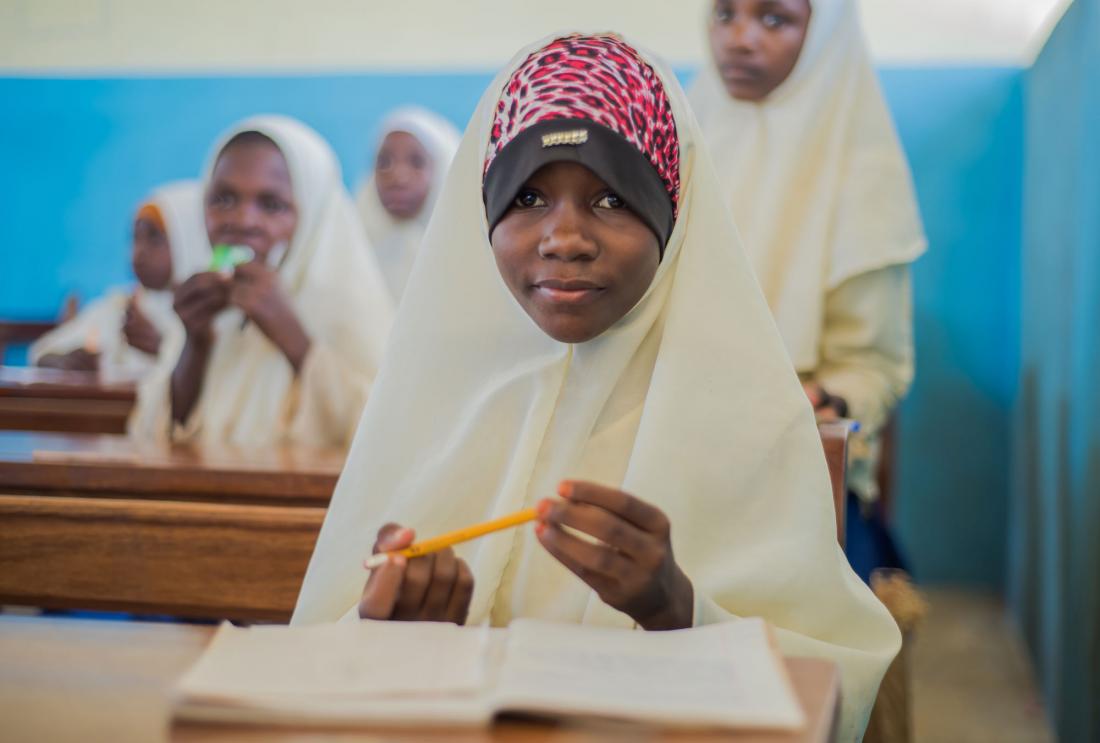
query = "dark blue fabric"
(845, 492, 910, 584)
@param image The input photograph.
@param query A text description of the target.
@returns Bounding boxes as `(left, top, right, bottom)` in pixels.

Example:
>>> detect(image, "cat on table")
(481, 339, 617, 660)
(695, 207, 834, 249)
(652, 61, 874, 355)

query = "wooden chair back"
(817, 421, 851, 547)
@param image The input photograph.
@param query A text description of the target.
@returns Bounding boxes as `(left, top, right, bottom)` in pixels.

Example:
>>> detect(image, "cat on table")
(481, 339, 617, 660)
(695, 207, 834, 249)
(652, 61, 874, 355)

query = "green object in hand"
(209, 244, 255, 273)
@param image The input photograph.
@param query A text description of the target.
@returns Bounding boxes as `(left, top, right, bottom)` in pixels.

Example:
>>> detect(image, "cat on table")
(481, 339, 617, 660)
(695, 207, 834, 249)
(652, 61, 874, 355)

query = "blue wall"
(1009, 0, 1100, 739)
(0, 66, 1026, 589)
(883, 67, 1024, 587)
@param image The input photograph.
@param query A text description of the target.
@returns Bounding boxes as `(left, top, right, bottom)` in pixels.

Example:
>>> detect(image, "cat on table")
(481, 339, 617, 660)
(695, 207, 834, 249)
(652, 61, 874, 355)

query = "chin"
(537, 317, 604, 345)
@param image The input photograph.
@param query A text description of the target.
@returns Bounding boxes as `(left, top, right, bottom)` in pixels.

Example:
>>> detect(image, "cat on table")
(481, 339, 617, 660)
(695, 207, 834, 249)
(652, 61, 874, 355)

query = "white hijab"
(295, 32, 898, 740)
(688, 0, 926, 370)
(355, 106, 460, 303)
(31, 180, 209, 381)
(130, 116, 394, 447)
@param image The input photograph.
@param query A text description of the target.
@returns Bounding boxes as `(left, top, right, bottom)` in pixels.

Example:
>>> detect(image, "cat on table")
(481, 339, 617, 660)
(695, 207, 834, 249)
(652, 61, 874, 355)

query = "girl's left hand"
(230, 261, 312, 372)
(536, 481, 694, 631)
(122, 297, 162, 356)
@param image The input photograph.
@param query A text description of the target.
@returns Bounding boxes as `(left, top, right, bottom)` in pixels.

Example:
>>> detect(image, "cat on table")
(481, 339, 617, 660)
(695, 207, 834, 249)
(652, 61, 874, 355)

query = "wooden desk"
(0, 431, 345, 621)
(0, 615, 840, 743)
(0, 365, 136, 434)
(0, 423, 851, 622)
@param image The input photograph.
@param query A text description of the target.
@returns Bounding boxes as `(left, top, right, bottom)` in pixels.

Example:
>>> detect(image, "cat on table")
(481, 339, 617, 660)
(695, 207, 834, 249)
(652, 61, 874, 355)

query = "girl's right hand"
(358, 523, 474, 624)
(173, 272, 229, 342)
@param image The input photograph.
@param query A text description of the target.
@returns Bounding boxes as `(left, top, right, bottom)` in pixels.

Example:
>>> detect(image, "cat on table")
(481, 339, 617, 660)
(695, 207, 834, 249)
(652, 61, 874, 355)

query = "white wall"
(0, 0, 1072, 72)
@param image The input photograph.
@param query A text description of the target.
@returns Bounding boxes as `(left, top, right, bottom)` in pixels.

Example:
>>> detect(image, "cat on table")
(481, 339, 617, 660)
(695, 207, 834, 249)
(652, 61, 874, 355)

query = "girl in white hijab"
(355, 106, 460, 303)
(293, 33, 899, 741)
(32, 181, 209, 382)
(128, 116, 393, 448)
(689, 0, 927, 578)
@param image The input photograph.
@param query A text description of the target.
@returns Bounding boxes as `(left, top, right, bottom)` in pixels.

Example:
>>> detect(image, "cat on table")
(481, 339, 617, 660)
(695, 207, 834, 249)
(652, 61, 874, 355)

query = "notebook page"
(492, 617, 805, 730)
(177, 619, 488, 700)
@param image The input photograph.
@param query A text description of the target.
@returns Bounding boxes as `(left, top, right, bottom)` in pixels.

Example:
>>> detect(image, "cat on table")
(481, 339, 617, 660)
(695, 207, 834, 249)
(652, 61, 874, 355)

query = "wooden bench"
(0, 431, 343, 622)
(0, 366, 136, 434)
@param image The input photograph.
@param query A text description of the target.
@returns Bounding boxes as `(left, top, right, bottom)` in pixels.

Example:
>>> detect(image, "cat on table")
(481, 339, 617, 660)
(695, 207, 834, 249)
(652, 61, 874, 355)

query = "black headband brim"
(483, 120, 675, 251)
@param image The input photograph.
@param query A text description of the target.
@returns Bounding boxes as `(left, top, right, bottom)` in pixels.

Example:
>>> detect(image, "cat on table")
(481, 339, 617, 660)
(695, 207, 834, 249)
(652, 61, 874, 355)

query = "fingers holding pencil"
(359, 523, 475, 625)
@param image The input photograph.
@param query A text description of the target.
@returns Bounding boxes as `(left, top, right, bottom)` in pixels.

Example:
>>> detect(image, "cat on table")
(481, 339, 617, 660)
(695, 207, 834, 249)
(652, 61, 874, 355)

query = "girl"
(128, 116, 393, 448)
(294, 34, 899, 740)
(689, 0, 927, 579)
(355, 106, 460, 303)
(32, 182, 208, 381)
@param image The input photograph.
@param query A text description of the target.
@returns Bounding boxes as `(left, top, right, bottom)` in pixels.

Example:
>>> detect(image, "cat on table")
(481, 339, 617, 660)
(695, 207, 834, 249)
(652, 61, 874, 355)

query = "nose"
(226, 199, 263, 232)
(720, 17, 760, 55)
(538, 202, 599, 262)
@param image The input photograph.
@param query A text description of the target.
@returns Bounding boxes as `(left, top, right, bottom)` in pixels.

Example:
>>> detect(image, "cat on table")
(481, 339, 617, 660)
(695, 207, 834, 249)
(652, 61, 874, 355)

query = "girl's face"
(131, 213, 173, 290)
(205, 139, 298, 262)
(375, 131, 433, 220)
(490, 162, 661, 344)
(709, 0, 812, 102)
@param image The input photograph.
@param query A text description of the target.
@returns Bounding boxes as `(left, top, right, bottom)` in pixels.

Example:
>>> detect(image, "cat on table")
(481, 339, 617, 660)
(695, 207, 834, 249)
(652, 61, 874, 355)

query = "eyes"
(208, 190, 291, 215)
(713, 2, 792, 29)
(376, 152, 428, 172)
(512, 188, 626, 211)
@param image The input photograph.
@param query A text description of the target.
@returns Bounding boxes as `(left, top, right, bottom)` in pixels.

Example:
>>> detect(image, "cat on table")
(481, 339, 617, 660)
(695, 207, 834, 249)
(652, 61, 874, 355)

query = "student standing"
(689, 0, 927, 579)
(294, 33, 899, 741)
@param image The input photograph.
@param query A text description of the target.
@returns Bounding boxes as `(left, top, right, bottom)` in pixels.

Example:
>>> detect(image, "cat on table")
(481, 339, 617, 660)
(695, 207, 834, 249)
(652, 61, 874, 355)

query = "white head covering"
(688, 0, 926, 370)
(31, 180, 209, 381)
(355, 106, 461, 303)
(294, 32, 898, 740)
(128, 115, 394, 447)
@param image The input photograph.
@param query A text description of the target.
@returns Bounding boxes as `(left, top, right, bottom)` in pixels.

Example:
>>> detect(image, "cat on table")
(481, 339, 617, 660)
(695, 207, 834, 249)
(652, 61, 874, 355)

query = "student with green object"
(128, 116, 393, 448)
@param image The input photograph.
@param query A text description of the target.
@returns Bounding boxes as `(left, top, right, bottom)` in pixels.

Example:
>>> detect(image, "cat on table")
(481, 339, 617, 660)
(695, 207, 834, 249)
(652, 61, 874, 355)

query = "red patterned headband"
(484, 34, 680, 216)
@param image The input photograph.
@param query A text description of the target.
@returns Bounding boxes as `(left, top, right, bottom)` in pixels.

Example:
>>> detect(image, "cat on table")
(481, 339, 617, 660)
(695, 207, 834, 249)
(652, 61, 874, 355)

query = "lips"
(532, 278, 606, 305)
(719, 62, 763, 83)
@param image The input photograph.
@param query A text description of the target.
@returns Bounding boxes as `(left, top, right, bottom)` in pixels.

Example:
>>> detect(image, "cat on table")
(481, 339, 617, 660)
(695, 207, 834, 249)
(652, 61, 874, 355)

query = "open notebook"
(174, 617, 805, 732)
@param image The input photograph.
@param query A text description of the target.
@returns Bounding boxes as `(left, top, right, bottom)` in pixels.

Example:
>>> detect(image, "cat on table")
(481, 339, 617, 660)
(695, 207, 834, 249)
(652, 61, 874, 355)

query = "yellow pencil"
(364, 507, 539, 569)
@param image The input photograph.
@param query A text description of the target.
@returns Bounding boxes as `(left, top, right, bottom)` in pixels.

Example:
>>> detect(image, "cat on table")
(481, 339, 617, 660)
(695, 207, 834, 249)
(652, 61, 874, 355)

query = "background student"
(32, 181, 209, 381)
(356, 106, 460, 303)
(689, 0, 927, 580)
(129, 115, 393, 448)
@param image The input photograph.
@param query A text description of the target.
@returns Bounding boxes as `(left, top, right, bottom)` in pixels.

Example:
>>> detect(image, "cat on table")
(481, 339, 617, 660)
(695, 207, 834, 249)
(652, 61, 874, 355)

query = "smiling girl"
(293, 34, 899, 740)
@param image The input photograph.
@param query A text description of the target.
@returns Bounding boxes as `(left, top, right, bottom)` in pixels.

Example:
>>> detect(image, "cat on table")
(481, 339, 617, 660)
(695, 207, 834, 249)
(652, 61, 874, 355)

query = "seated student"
(128, 116, 393, 448)
(32, 182, 208, 380)
(355, 106, 460, 303)
(293, 34, 900, 740)
(689, 0, 927, 580)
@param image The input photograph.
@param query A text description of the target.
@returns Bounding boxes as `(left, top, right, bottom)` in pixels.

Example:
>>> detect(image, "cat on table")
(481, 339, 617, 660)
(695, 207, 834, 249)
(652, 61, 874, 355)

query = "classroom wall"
(1009, 0, 1100, 740)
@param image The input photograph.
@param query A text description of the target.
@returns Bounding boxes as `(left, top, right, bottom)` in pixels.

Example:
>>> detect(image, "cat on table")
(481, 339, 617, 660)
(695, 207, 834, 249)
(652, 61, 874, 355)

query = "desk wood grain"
(0, 616, 840, 743)
(0, 430, 343, 506)
(0, 432, 345, 620)
(0, 365, 136, 434)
